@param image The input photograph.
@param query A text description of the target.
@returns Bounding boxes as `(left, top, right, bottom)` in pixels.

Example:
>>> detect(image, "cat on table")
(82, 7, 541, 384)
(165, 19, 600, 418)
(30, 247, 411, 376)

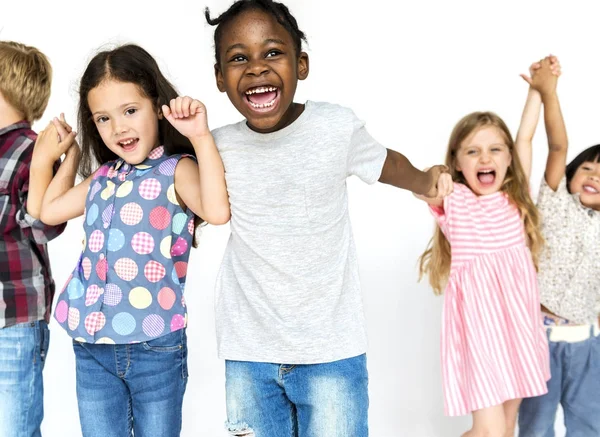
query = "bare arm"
(175, 134, 230, 225)
(514, 88, 542, 182)
(165, 97, 230, 225)
(40, 145, 90, 225)
(379, 148, 449, 197)
(540, 91, 568, 190)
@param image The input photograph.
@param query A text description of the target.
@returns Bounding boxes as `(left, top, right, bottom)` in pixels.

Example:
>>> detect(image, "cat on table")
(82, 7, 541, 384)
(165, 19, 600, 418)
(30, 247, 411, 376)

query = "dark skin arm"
(379, 149, 447, 197)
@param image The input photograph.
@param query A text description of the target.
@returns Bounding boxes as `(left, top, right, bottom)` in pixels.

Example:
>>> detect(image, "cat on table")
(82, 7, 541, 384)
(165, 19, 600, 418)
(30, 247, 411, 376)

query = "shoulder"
(307, 101, 356, 122)
(2, 129, 36, 163)
(537, 175, 572, 211)
(211, 120, 246, 146)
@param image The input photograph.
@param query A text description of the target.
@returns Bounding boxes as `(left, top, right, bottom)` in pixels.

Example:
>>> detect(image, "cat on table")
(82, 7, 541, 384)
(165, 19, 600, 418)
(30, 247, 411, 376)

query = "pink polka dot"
(138, 178, 161, 200)
(85, 285, 104, 306)
(120, 202, 144, 226)
(170, 237, 188, 257)
(149, 207, 170, 230)
(96, 255, 108, 281)
(114, 258, 138, 281)
(158, 287, 176, 310)
(131, 232, 155, 255)
(144, 261, 166, 283)
(171, 314, 186, 331)
(187, 218, 194, 235)
(174, 261, 188, 279)
(84, 312, 106, 335)
(55, 301, 68, 323)
(148, 147, 164, 160)
(88, 230, 105, 253)
(82, 258, 92, 280)
(68, 307, 80, 330)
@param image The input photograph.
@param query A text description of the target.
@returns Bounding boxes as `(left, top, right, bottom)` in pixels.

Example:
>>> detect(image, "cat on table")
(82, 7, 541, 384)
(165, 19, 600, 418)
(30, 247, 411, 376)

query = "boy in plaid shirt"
(0, 41, 66, 436)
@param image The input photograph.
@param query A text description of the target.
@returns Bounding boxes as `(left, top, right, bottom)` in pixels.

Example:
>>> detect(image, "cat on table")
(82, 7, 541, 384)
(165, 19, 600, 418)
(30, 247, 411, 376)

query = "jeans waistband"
(546, 321, 600, 343)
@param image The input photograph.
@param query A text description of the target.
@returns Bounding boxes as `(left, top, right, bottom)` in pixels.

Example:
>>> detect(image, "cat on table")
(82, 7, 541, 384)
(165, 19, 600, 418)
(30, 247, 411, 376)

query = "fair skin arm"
(521, 56, 568, 190)
(27, 118, 77, 219)
(163, 97, 230, 225)
(29, 117, 90, 226)
(514, 87, 542, 182)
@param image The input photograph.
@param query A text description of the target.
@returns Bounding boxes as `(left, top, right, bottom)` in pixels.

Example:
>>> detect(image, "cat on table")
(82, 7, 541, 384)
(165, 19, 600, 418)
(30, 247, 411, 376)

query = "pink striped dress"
(431, 183, 550, 416)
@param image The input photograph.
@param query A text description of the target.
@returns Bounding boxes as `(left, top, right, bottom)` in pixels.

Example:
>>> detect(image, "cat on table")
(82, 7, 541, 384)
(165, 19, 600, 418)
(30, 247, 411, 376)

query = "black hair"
(77, 44, 195, 179)
(565, 144, 600, 192)
(205, 0, 307, 66)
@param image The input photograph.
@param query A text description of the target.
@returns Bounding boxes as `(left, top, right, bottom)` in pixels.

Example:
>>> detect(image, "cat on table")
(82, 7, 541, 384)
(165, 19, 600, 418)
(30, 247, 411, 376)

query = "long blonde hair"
(418, 112, 543, 295)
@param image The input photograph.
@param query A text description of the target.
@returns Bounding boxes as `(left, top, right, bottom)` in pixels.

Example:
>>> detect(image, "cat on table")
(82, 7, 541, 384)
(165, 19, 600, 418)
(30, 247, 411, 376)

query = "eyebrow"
(92, 102, 139, 117)
(224, 38, 287, 55)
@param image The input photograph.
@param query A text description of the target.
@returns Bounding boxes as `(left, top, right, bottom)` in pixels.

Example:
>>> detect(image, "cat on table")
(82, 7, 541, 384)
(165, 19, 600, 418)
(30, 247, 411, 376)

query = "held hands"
(162, 96, 210, 140)
(521, 55, 561, 97)
(33, 113, 78, 165)
(415, 166, 453, 203)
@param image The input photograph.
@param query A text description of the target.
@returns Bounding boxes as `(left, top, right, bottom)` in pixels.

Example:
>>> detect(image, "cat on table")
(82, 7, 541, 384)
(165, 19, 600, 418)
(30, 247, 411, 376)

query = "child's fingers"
(520, 74, 533, 86)
(58, 131, 77, 153)
(174, 97, 184, 118)
(162, 104, 174, 123)
(59, 113, 73, 132)
(52, 118, 70, 141)
(182, 96, 192, 117)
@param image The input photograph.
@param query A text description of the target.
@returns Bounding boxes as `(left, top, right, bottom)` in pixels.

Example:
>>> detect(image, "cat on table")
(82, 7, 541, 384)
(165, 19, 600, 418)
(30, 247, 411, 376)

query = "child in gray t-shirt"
(205, 1, 450, 436)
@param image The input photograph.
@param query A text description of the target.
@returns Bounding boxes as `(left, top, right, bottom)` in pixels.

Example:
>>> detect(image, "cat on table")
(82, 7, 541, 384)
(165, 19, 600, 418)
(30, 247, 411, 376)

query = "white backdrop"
(3, 0, 598, 435)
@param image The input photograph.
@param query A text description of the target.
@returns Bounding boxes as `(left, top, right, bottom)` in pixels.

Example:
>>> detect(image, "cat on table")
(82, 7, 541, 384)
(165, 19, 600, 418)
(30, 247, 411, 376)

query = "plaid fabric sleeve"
(14, 150, 66, 244)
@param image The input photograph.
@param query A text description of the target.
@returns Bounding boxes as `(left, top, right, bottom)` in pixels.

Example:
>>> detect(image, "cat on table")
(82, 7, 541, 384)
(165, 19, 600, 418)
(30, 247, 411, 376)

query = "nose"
(246, 57, 270, 77)
(111, 118, 127, 137)
(479, 153, 491, 164)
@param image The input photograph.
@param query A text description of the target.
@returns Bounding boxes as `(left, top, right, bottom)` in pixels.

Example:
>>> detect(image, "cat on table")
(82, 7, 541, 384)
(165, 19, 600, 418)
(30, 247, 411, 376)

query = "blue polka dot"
(112, 312, 136, 336)
(171, 213, 187, 235)
(107, 229, 125, 252)
(67, 278, 84, 299)
(171, 266, 179, 284)
(86, 204, 99, 226)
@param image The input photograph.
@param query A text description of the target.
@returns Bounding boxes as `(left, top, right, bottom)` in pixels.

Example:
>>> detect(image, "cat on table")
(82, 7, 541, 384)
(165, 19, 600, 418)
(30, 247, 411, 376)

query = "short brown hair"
(0, 41, 52, 122)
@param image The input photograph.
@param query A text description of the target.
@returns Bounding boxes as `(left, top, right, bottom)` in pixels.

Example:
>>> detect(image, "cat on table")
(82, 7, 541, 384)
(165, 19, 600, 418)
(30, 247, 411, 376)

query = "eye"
(125, 108, 137, 116)
(466, 149, 477, 155)
(266, 50, 282, 58)
(230, 54, 247, 63)
(582, 166, 593, 171)
(491, 147, 502, 152)
(96, 116, 108, 124)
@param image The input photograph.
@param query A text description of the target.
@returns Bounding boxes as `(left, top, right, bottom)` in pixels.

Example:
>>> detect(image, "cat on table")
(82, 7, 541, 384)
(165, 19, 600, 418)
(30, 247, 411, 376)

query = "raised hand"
(423, 166, 453, 200)
(162, 96, 210, 140)
(521, 55, 561, 87)
(33, 118, 77, 165)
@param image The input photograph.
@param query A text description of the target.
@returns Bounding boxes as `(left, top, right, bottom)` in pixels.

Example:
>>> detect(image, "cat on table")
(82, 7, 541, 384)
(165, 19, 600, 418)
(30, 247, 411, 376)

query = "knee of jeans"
(225, 421, 255, 437)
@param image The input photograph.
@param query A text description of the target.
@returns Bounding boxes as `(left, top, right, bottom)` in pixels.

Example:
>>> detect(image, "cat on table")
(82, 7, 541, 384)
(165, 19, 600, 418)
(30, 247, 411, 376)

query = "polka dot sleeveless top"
(54, 146, 195, 344)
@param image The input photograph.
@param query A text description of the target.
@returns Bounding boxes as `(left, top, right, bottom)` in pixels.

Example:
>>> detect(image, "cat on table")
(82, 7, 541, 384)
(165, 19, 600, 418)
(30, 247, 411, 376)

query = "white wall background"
(2, 0, 598, 435)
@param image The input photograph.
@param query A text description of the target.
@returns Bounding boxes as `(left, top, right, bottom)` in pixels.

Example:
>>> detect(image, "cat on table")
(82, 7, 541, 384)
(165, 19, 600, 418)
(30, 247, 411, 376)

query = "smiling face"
(88, 80, 160, 165)
(569, 159, 600, 210)
(454, 125, 512, 196)
(215, 9, 309, 133)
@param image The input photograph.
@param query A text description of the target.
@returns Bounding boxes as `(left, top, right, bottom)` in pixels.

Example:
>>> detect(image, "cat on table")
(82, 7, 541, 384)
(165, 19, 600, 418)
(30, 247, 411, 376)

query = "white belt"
(547, 321, 600, 343)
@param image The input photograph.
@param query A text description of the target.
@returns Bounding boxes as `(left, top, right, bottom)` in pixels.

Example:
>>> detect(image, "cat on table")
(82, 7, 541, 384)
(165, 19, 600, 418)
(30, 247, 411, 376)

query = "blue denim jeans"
(225, 353, 369, 437)
(0, 321, 49, 437)
(73, 328, 188, 437)
(518, 326, 600, 437)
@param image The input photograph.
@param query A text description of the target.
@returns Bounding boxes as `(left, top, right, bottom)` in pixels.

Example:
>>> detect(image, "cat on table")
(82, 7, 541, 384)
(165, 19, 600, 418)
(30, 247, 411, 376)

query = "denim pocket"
(141, 329, 185, 353)
(39, 321, 50, 363)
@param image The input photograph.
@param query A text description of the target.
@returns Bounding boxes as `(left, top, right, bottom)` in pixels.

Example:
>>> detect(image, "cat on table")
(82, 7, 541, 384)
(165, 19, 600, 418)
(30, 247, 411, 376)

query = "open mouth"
(244, 86, 279, 111)
(118, 138, 139, 152)
(583, 184, 599, 194)
(477, 169, 496, 185)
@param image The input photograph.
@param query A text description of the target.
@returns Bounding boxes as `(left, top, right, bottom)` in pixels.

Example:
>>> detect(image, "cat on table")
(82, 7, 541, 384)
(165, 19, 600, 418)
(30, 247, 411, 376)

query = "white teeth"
(245, 86, 277, 95)
(583, 185, 599, 194)
(479, 170, 493, 173)
(119, 139, 135, 146)
(248, 99, 276, 109)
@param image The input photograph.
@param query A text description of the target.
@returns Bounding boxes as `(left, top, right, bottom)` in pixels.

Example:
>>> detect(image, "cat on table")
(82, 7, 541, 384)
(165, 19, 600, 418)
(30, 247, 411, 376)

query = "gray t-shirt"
(212, 101, 387, 364)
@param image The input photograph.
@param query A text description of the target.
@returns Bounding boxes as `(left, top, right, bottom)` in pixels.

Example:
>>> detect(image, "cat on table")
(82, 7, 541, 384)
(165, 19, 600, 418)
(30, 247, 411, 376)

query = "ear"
(215, 63, 226, 93)
(297, 51, 309, 81)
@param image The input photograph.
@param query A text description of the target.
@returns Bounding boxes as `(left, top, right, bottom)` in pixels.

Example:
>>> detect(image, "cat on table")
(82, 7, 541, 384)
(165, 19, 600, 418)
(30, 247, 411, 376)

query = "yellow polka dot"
(116, 180, 133, 198)
(167, 184, 179, 205)
(160, 236, 172, 259)
(100, 181, 115, 200)
(129, 287, 152, 309)
(95, 337, 115, 345)
(74, 337, 86, 343)
(135, 164, 151, 170)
